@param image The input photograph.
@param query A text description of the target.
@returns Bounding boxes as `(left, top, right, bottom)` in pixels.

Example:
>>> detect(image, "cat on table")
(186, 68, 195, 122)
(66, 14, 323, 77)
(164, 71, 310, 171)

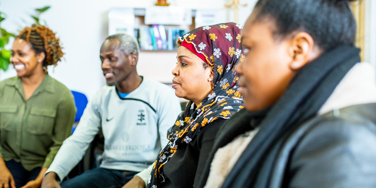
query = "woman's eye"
(110, 57, 117, 62)
(180, 62, 187, 67)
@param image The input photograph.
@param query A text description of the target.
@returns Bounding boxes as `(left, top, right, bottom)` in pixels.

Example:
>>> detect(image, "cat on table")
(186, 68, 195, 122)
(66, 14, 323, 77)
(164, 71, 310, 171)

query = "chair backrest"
(71, 90, 88, 122)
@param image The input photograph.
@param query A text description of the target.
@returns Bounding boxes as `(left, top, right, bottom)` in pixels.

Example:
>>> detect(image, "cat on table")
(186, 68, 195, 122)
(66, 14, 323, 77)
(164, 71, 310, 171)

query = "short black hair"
(253, 0, 359, 52)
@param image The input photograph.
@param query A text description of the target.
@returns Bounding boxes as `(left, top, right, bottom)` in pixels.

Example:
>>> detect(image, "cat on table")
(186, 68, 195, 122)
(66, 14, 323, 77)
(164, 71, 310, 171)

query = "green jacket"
(0, 75, 76, 171)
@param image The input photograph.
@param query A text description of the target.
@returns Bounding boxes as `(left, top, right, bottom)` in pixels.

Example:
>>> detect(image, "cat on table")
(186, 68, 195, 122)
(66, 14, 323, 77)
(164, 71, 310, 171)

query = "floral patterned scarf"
(147, 22, 244, 187)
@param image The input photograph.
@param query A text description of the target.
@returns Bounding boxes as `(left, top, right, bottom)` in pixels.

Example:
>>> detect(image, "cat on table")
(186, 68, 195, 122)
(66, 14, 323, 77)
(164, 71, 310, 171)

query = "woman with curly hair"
(0, 25, 76, 188)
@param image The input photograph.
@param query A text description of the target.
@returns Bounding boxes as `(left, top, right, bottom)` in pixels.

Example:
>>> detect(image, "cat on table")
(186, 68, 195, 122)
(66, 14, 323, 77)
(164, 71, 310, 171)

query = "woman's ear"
(36, 52, 46, 64)
(210, 66, 214, 77)
(208, 66, 214, 89)
(287, 32, 318, 71)
(208, 66, 214, 80)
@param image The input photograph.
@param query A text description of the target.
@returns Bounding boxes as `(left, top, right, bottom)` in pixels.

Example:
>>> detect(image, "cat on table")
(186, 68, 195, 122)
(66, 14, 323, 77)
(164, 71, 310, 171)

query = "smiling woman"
(0, 25, 76, 188)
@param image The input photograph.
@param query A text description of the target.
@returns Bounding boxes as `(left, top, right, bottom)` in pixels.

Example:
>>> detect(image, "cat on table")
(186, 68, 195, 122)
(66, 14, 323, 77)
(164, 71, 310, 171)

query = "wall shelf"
(109, 7, 197, 83)
(140, 50, 178, 52)
(133, 7, 197, 17)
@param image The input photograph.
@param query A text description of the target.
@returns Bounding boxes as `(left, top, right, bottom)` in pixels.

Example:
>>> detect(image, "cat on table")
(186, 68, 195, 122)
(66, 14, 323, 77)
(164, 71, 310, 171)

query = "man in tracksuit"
(42, 33, 181, 188)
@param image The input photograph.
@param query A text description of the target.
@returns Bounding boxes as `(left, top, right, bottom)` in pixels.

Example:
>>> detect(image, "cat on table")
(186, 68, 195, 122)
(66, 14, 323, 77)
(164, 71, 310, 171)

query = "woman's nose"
(235, 59, 243, 75)
(172, 64, 179, 76)
(9, 56, 17, 64)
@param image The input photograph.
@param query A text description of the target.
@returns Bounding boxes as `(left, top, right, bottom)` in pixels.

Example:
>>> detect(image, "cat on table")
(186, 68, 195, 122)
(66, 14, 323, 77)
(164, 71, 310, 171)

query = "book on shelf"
(158, 25, 168, 50)
(134, 28, 140, 45)
(149, 27, 158, 50)
(167, 28, 173, 51)
(139, 27, 153, 50)
(152, 25, 163, 50)
(134, 25, 187, 51)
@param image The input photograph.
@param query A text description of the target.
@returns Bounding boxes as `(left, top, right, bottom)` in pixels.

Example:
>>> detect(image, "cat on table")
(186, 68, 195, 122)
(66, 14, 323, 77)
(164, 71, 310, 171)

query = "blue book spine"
(168, 28, 173, 51)
(149, 27, 158, 50)
(152, 25, 163, 50)
(158, 25, 168, 50)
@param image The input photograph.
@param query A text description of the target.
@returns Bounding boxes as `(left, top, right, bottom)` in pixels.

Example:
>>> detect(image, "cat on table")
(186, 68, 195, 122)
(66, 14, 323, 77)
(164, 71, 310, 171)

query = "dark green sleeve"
(42, 91, 76, 168)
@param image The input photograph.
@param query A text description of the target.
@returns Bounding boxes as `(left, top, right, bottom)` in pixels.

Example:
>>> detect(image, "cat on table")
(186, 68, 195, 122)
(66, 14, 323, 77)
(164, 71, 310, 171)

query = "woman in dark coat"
(199, 0, 376, 187)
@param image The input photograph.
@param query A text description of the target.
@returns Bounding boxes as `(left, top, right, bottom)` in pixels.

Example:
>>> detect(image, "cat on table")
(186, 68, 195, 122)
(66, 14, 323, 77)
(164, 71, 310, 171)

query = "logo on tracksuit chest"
(137, 110, 146, 126)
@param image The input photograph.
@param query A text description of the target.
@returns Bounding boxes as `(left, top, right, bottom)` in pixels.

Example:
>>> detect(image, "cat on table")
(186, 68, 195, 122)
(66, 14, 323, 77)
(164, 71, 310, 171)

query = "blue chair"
(71, 90, 88, 134)
(66, 90, 89, 180)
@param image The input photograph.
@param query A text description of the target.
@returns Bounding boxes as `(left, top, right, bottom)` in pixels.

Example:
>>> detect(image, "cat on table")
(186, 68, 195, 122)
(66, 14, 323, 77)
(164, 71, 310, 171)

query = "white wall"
(2, 0, 375, 100)
(365, 0, 376, 68)
(0, 0, 255, 100)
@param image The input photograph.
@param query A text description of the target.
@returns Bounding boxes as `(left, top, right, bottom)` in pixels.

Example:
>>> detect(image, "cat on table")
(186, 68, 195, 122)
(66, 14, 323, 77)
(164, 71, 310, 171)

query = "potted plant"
(0, 6, 50, 71)
(0, 12, 15, 71)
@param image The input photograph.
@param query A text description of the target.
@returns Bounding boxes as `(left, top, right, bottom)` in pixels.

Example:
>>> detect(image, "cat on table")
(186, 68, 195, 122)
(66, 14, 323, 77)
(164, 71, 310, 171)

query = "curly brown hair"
(17, 24, 64, 72)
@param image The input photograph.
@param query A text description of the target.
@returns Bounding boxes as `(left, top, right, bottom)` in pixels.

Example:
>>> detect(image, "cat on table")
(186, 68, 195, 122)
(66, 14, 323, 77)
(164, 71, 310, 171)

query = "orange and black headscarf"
(148, 22, 244, 187)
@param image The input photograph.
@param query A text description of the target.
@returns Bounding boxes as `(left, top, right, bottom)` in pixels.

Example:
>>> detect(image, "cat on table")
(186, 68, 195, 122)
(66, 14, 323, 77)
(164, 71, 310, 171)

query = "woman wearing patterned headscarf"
(122, 23, 244, 188)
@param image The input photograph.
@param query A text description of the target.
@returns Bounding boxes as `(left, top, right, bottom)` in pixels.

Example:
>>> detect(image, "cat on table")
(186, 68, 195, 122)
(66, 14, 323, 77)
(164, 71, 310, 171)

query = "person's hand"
(21, 180, 41, 188)
(122, 176, 145, 188)
(41, 172, 60, 188)
(0, 165, 15, 188)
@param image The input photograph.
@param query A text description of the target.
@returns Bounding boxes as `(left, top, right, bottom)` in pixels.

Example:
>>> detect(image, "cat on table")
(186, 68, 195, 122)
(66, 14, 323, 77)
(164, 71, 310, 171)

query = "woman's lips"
(237, 77, 246, 94)
(172, 80, 180, 88)
(238, 86, 245, 95)
(14, 64, 25, 70)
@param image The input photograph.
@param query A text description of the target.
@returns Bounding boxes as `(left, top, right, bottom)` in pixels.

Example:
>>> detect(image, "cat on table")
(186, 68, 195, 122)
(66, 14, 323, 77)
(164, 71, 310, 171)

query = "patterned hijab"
(148, 22, 244, 187)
